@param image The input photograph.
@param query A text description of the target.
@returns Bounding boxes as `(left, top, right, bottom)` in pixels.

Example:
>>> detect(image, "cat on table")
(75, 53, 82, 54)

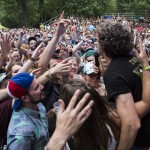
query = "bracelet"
(30, 57, 36, 62)
(44, 71, 51, 79)
(143, 66, 150, 71)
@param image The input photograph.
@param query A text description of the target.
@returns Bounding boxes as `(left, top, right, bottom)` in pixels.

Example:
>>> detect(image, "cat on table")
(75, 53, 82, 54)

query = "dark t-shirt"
(42, 78, 61, 112)
(104, 56, 150, 147)
(0, 98, 13, 143)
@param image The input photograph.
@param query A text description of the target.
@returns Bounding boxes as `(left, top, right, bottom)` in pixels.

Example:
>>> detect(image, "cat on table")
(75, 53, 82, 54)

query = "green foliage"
(0, 0, 149, 28)
(116, 0, 150, 15)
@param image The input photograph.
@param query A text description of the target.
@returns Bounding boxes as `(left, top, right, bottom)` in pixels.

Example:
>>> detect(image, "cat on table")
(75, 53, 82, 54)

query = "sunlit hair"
(71, 57, 80, 65)
(60, 79, 118, 150)
(98, 22, 133, 58)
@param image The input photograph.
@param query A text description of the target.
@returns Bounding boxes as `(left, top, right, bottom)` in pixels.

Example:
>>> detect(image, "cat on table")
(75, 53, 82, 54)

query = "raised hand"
(133, 38, 149, 67)
(55, 90, 94, 140)
(55, 11, 70, 37)
(31, 68, 42, 78)
(32, 42, 46, 59)
(49, 57, 72, 75)
(0, 34, 11, 58)
(59, 11, 64, 20)
(20, 30, 25, 37)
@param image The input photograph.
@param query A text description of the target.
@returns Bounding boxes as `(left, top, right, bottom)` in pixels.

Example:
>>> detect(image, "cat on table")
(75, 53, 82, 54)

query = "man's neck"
(22, 102, 38, 111)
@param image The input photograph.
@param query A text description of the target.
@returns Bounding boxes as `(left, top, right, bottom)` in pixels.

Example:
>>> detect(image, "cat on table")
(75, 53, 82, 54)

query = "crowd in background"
(0, 12, 150, 150)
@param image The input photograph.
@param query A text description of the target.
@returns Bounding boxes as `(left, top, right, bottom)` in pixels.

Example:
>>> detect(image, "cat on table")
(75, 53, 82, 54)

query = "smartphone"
(94, 50, 99, 68)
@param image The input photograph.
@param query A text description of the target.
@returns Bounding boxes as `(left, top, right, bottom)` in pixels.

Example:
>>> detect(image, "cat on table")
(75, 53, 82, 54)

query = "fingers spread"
(79, 100, 94, 120)
(75, 93, 90, 114)
(67, 89, 80, 111)
(61, 57, 71, 64)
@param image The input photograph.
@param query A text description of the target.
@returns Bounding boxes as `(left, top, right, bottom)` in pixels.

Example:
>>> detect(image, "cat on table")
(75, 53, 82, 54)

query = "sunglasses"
(88, 73, 100, 80)
(86, 59, 93, 62)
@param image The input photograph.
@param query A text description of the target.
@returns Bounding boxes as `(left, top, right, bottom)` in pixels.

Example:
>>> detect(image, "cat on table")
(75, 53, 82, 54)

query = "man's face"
(29, 40, 36, 51)
(28, 78, 45, 104)
(85, 73, 100, 88)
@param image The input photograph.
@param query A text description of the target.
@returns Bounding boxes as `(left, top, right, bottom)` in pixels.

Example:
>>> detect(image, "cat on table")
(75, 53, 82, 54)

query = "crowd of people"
(0, 11, 150, 150)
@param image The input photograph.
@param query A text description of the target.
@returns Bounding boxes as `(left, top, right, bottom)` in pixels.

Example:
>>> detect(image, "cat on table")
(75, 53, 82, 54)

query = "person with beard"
(7, 72, 48, 149)
(77, 41, 88, 57)
(17, 32, 37, 58)
(27, 37, 37, 57)
(6, 72, 94, 150)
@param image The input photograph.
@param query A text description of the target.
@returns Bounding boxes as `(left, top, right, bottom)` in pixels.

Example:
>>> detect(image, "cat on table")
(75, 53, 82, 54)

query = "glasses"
(86, 59, 93, 62)
(88, 41, 93, 44)
(88, 73, 100, 80)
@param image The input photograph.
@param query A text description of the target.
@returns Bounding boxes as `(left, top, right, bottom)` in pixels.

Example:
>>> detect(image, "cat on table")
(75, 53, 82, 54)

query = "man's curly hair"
(98, 23, 133, 58)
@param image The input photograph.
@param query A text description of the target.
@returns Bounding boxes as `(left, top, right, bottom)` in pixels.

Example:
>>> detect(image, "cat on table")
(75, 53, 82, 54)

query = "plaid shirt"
(7, 103, 49, 150)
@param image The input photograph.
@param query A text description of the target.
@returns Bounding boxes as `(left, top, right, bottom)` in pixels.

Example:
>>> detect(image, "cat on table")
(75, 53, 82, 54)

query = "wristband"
(143, 66, 150, 71)
(44, 71, 51, 79)
(30, 57, 36, 62)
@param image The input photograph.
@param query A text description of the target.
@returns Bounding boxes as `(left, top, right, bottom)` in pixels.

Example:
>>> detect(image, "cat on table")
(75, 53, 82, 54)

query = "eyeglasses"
(88, 41, 93, 44)
(88, 73, 100, 80)
(86, 59, 93, 62)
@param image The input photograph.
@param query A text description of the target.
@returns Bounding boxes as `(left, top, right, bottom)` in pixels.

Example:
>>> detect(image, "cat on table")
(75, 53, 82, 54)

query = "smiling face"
(29, 40, 36, 51)
(85, 73, 100, 88)
(68, 59, 79, 78)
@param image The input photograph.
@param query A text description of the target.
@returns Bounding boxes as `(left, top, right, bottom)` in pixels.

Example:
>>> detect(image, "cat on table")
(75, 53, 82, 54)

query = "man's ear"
(21, 95, 30, 102)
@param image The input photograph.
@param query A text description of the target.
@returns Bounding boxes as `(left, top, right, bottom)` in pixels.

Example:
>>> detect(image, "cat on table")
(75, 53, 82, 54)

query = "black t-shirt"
(104, 56, 150, 147)
(42, 78, 61, 112)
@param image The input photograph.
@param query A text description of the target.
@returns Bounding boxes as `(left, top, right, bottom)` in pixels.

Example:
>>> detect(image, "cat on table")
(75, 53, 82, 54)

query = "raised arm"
(0, 34, 11, 67)
(134, 39, 150, 118)
(39, 12, 70, 70)
(38, 58, 71, 85)
(71, 40, 84, 63)
(16, 31, 28, 56)
(18, 42, 45, 73)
